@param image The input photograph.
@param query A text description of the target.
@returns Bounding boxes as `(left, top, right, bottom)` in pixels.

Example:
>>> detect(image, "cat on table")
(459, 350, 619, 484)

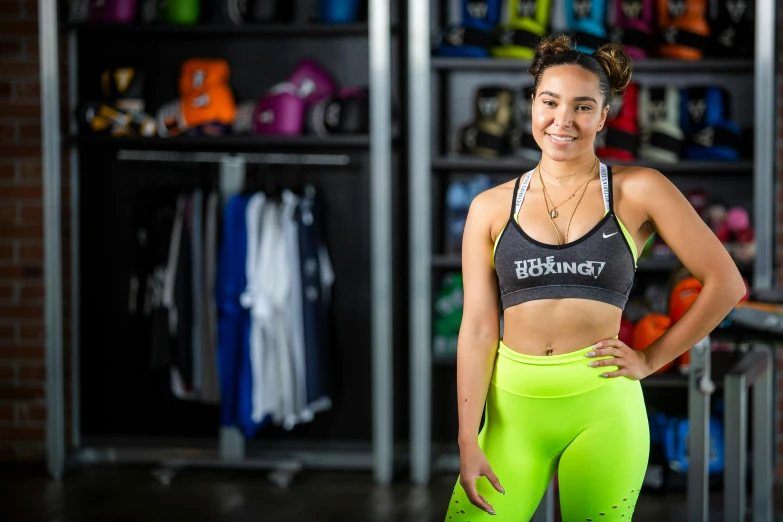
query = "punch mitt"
(611, 0, 654, 59)
(565, 0, 609, 53)
(458, 123, 511, 158)
(656, 0, 710, 60)
(638, 86, 684, 163)
(710, 0, 754, 58)
(596, 83, 639, 161)
(160, 0, 199, 24)
(491, 0, 552, 60)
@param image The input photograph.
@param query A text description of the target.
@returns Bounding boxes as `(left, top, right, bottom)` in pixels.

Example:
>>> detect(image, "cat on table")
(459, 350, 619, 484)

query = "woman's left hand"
(585, 339, 653, 381)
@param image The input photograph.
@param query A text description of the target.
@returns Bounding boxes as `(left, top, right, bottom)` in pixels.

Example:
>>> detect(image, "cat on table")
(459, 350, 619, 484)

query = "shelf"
(67, 22, 387, 38)
(431, 57, 753, 74)
(432, 156, 753, 175)
(67, 134, 375, 151)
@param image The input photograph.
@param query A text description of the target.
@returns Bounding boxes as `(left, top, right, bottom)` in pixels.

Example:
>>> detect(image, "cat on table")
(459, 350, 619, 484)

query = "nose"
(554, 105, 574, 128)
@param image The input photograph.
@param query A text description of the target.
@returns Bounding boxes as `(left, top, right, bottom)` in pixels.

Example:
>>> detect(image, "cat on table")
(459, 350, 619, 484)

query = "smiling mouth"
(547, 133, 576, 143)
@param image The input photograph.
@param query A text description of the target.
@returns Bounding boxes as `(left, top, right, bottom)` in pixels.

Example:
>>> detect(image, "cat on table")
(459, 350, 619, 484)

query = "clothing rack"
(40, 0, 397, 486)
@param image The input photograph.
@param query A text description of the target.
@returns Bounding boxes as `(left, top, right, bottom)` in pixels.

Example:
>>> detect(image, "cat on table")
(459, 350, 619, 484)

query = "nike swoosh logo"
(603, 232, 618, 238)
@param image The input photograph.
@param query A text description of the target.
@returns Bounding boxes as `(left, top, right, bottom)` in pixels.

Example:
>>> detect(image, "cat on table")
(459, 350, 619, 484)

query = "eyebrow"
(539, 91, 598, 104)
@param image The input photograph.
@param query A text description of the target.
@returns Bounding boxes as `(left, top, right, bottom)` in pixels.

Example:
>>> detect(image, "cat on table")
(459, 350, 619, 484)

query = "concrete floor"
(3, 464, 783, 522)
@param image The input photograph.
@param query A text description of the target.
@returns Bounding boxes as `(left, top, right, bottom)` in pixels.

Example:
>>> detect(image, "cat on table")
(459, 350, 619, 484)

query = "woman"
(447, 35, 746, 521)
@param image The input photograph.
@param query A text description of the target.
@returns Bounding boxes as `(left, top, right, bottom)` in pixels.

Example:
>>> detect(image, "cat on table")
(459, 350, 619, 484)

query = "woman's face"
(532, 64, 609, 162)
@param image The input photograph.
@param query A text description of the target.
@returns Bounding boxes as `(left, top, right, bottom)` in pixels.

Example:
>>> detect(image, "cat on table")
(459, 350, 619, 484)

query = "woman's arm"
(457, 191, 502, 448)
(633, 169, 747, 373)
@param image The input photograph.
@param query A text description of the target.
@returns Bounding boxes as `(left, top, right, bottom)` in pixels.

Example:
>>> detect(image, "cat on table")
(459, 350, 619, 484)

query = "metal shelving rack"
(39, 1, 397, 486)
(407, 0, 776, 493)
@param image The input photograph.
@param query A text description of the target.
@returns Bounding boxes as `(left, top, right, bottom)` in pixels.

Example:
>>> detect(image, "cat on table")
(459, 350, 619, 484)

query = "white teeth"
(550, 134, 574, 142)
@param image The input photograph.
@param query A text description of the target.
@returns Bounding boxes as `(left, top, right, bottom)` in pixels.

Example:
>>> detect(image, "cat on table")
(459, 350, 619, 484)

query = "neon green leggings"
(447, 340, 650, 522)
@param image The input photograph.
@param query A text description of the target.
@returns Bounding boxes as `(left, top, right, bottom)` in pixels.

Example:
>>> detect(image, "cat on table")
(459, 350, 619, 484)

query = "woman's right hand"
(459, 442, 504, 515)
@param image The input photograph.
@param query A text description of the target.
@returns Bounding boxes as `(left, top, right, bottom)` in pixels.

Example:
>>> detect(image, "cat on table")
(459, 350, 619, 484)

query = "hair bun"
(529, 34, 574, 80)
(593, 43, 632, 94)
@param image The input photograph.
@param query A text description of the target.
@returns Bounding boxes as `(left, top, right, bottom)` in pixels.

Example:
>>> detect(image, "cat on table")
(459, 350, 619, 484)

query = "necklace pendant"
(549, 209, 558, 219)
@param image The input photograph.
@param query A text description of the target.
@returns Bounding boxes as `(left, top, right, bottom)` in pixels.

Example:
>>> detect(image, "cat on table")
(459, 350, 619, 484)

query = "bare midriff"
(501, 297, 621, 356)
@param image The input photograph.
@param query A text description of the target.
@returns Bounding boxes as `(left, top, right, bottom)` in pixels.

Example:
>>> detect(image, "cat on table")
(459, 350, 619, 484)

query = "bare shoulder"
(611, 165, 674, 204)
(468, 178, 516, 240)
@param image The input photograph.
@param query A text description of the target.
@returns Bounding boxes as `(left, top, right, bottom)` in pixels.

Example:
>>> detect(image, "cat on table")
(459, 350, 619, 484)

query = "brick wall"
(0, 0, 70, 461)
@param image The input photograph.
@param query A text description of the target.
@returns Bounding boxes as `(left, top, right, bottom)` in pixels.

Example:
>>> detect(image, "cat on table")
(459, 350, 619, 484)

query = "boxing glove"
(179, 59, 231, 97)
(638, 87, 684, 163)
(611, 0, 654, 59)
(69, 0, 91, 22)
(510, 86, 540, 159)
(436, 0, 503, 57)
(565, 0, 609, 53)
(657, 0, 710, 60)
(252, 83, 307, 136)
(491, 0, 552, 60)
(596, 83, 639, 161)
(306, 87, 369, 136)
(232, 101, 257, 135)
(161, 0, 200, 24)
(458, 123, 512, 158)
(680, 86, 740, 160)
(286, 58, 338, 105)
(101, 67, 144, 105)
(710, 0, 754, 58)
(230, 0, 295, 24)
(78, 101, 157, 137)
(158, 84, 236, 137)
(89, 0, 137, 23)
(317, 0, 359, 24)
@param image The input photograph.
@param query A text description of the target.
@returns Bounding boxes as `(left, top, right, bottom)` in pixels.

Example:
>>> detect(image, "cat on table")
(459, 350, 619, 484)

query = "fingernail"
(488, 510, 496, 515)
(601, 373, 608, 378)
(585, 351, 595, 358)
(501, 486, 506, 495)
(587, 362, 597, 367)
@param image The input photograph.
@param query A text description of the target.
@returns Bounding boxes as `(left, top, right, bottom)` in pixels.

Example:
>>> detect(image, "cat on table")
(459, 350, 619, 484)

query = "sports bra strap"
(513, 169, 535, 218)
(513, 162, 612, 218)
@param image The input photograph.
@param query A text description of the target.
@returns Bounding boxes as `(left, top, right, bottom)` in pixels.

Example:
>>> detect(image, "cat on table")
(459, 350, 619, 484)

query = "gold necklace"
(540, 158, 594, 180)
(541, 161, 596, 219)
(540, 160, 597, 245)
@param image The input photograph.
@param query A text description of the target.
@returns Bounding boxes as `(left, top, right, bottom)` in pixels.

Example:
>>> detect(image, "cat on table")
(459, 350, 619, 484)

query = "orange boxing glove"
(657, 0, 710, 60)
(178, 58, 231, 97)
(158, 84, 236, 137)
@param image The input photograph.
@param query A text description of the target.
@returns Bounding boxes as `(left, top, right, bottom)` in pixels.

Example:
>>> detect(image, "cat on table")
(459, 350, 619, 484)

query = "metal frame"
(724, 349, 773, 522)
(369, 0, 395, 486)
(408, 0, 432, 486)
(39, 0, 65, 480)
(42, 1, 396, 485)
(687, 337, 714, 522)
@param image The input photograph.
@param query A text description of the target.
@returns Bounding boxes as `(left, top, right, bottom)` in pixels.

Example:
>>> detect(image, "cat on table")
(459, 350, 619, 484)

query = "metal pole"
(409, 0, 432, 485)
(723, 371, 746, 520)
(753, 0, 775, 289)
(531, 480, 555, 522)
(687, 336, 711, 522)
(369, 0, 394, 486)
(39, 0, 65, 479)
(68, 28, 81, 451)
(752, 348, 773, 522)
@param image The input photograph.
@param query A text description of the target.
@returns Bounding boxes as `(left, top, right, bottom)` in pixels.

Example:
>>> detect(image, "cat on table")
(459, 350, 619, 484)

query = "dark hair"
(528, 34, 632, 109)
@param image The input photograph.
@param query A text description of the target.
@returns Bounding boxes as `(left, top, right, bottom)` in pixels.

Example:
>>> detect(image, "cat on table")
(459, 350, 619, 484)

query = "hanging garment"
(216, 194, 252, 428)
(297, 190, 333, 414)
(239, 193, 272, 436)
(171, 195, 196, 398)
(200, 191, 221, 404)
(190, 190, 204, 393)
(281, 190, 309, 428)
